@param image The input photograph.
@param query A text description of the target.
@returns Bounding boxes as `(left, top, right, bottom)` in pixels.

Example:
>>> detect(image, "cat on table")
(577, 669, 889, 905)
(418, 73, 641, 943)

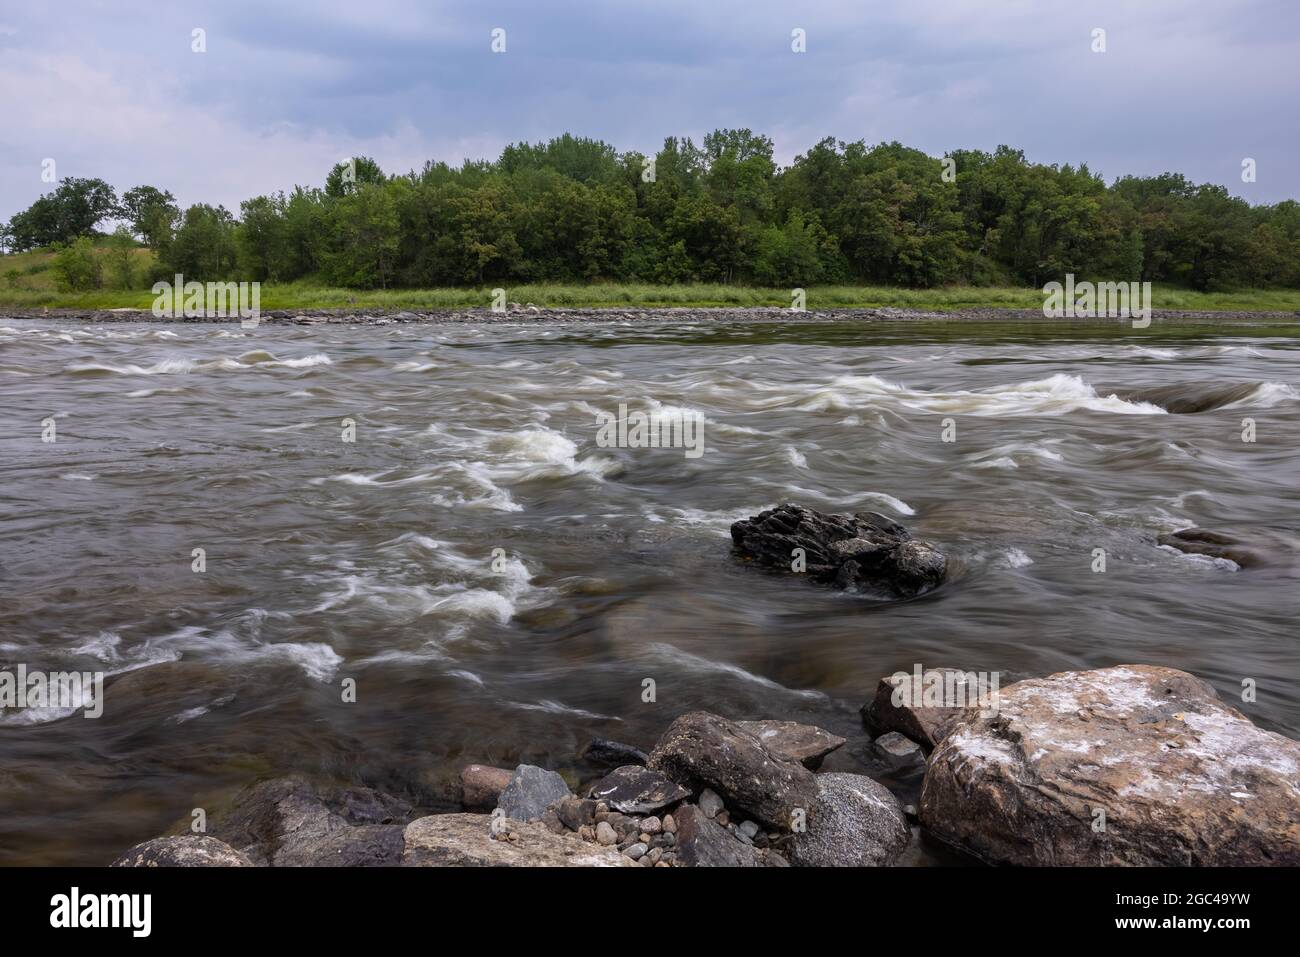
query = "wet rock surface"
(861, 668, 983, 750)
(647, 711, 818, 831)
(1157, 527, 1279, 569)
(580, 738, 649, 768)
(204, 776, 412, 867)
(731, 503, 946, 598)
(586, 765, 689, 815)
(921, 665, 1300, 866)
(735, 720, 846, 769)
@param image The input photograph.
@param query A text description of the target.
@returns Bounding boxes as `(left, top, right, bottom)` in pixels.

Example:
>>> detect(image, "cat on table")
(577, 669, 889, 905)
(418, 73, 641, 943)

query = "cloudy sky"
(1, 0, 1297, 220)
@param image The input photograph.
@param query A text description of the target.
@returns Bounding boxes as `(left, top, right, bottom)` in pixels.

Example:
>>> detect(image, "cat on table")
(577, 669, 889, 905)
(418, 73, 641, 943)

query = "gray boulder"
(496, 765, 572, 822)
(788, 772, 910, 867)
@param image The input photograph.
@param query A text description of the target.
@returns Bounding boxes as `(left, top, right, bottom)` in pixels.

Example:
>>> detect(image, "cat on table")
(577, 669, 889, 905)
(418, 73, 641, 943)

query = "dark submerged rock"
(580, 738, 649, 767)
(731, 503, 946, 598)
(205, 776, 410, 866)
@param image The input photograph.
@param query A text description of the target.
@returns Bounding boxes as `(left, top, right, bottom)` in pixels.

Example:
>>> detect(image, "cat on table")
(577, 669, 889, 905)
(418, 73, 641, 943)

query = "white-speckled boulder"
(920, 665, 1300, 865)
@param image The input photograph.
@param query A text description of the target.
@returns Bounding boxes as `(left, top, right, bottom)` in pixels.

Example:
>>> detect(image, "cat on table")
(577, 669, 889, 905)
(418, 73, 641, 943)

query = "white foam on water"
(782, 373, 1167, 416)
(506, 698, 621, 721)
(1157, 545, 1240, 572)
(1003, 548, 1034, 568)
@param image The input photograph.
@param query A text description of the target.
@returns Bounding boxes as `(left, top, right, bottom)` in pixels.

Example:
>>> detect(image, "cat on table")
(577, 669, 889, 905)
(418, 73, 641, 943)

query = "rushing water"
(1, 317, 1297, 865)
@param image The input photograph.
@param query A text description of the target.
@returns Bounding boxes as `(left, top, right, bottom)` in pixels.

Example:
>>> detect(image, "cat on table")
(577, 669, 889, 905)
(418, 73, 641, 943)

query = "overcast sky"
(2, 0, 1297, 220)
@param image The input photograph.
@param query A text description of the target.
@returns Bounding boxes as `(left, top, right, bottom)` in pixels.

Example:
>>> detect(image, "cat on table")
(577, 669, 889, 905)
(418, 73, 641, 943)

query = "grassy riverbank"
(3, 248, 1298, 313)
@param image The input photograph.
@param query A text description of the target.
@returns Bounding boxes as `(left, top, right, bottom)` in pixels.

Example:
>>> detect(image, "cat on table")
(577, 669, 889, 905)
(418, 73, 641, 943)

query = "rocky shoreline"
(4, 305, 1299, 325)
(101, 497, 1298, 868)
(112, 663, 1300, 868)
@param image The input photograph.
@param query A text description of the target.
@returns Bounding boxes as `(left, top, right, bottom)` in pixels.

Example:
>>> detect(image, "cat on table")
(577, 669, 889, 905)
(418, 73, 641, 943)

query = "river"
(1, 316, 1296, 864)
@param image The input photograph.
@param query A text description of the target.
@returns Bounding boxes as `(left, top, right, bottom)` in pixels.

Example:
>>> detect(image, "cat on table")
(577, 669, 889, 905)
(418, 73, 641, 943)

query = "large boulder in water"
(731, 503, 946, 598)
(920, 665, 1300, 866)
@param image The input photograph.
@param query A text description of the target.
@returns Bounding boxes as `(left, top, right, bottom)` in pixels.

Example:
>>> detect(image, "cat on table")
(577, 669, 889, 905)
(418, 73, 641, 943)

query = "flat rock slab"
(921, 665, 1300, 865)
(402, 814, 625, 867)
(731, 503, 946, 598)
(586, 765, 689, 814)
(789, 772, 910, 867)
(112, 836, 252, 867)
(496, 765, 572, 822)
(648, 711, 818, 831)
(736, 720, 846, 768)
(862, 668, 986, 750)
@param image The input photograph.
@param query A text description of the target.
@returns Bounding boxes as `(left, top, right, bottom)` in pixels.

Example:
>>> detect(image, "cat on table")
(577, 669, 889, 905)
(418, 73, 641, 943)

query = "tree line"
(4, 131, 1297, 291)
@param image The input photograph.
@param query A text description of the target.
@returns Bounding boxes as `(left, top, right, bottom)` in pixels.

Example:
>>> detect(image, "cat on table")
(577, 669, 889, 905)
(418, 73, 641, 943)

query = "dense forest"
(4, 131, 1298, 291)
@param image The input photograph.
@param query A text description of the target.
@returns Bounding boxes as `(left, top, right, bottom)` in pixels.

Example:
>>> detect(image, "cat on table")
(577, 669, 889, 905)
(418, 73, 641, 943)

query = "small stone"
(647, 847, 663, 864)
(595, 822, 617, 846)
(540, 809, 565, 834)
(662, 814, 677, 833)
(624, 842, 649, 860)
(641, 815, 662, 834)
(556, 797, 597, 831)
(738, 820, 760, 840)
(699, 788, 724, 819)
(716, 810, 729, 827)
(639, 832, 652, 844)
(578, 825, 595, 842)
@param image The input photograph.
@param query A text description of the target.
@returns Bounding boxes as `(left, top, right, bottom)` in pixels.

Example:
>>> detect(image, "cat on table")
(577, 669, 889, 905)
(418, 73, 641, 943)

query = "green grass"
(3, 247, 1298, 312)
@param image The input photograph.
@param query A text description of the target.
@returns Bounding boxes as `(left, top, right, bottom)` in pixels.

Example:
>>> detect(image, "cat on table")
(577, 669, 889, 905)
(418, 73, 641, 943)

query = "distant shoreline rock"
(4, 306, 1296, 326)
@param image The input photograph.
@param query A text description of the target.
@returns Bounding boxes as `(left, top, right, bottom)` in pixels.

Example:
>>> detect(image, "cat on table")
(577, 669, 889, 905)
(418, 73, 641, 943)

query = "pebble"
(641, 815, 662, 834)
(624, 842, 649, 860)
(662, 814, 677, 834)
(699, 789, 724, 818)
(595, 822, 618, 846)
